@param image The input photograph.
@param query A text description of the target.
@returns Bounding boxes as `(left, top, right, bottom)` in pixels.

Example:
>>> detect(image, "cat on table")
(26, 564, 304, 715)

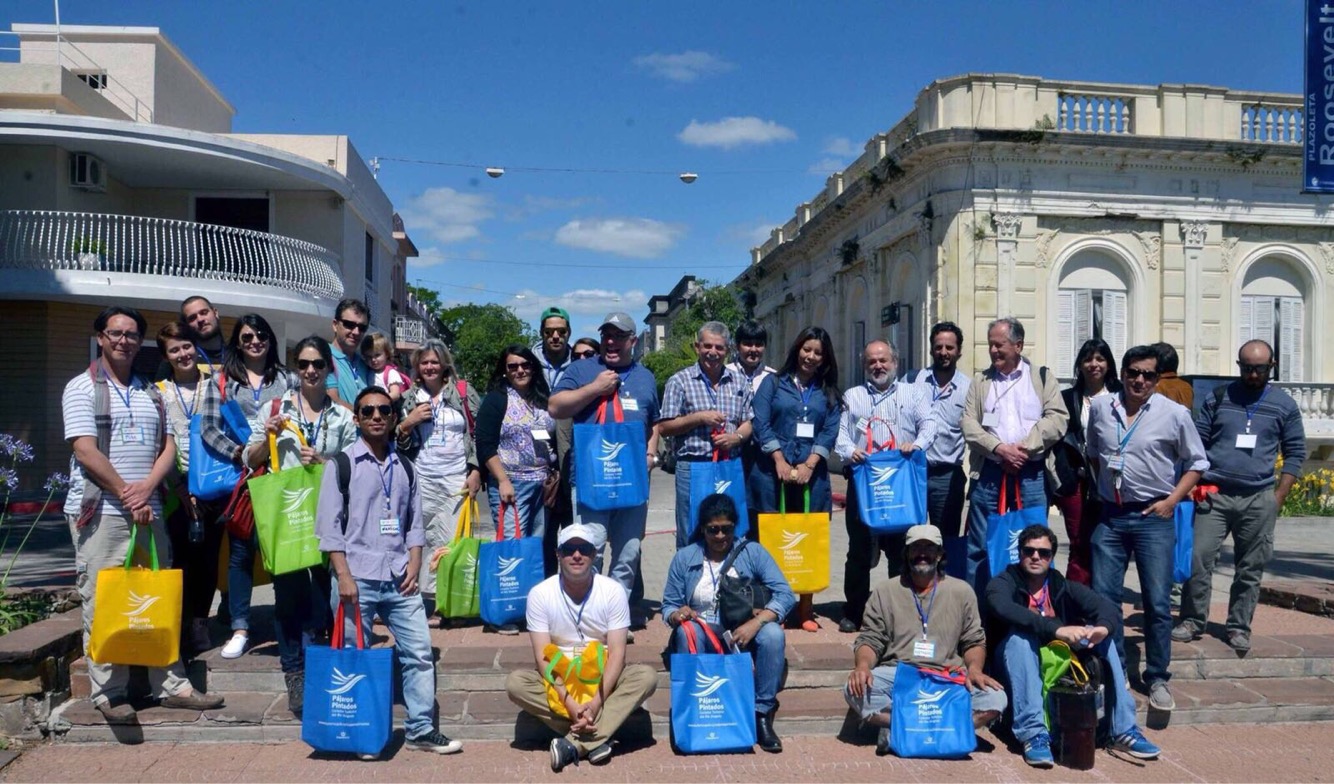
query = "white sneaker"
(220, 632, 249, 659)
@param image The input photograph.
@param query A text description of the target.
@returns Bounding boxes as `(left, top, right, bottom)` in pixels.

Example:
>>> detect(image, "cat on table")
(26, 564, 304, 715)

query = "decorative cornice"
(1035, 229, 1061, 269)
(1320, 242, 1334, 275)
(1133, 231, 1161, 270)
(1220, 237, 1240, 273)
(1180, 220, 1209, 249)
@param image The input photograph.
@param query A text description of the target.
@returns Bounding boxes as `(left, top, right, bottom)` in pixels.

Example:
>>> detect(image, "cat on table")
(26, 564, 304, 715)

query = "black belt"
(927, 462, 962, 473)
(1102, 496, 1168, 513)
(679, 454, 718, 463)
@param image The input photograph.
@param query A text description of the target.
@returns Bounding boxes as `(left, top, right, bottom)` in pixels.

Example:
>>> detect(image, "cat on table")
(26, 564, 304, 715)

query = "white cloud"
(823, 136, 860, 157)
(507, 287, 648, 323)
(677, 117, 796, 150)
(808, 157, 847, 176)
(398, 187, 494, 245)
(407, 246, 448, 269)
(725, 220, 777, 247)
(633, 51, 734, 83)
(553, 217, 684, 258)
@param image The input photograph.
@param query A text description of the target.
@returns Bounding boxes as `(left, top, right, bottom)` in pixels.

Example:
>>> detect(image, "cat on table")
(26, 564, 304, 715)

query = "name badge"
(379, 517, 400, 536)
(1235, 433, 1258, 449)
(621, 397, 640, 412)
(119, 425, 145, 444)
(532, 428, 551, 441)
(855, 417, 869, 432)
(1107, 455, 1126, 474)
(912, 638, 937, 659)
(981, 411, 1000, 429)
(796, 422, 816, 439)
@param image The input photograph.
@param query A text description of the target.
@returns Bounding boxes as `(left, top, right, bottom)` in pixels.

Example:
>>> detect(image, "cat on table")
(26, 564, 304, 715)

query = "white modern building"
(734, 73, 1334, 446)
(0, 23, 422, 487)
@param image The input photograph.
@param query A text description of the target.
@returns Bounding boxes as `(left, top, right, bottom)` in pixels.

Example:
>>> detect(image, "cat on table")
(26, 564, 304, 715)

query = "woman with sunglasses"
(238, 335, 358, 713)
(661, 493, 794, 753)
(200, 313, 298, 660)
(1052, 338, 1122, 587)
(751, 326, 843, 631)
(570, 338, 600, 361)
(397, 338, 482, 621)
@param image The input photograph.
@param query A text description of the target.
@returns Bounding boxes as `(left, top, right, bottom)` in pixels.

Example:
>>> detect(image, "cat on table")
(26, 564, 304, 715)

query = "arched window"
(1055, 249, 1131, 375)
(1240, 257, 1306, 382)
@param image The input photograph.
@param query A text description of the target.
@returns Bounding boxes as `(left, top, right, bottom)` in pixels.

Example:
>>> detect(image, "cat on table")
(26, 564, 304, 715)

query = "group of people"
(62, 295, 1305, 769)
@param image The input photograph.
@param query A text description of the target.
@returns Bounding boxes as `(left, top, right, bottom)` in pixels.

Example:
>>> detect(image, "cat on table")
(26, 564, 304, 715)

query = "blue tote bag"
(478, 505, 545, 626)
(302, 603, 392, 756)
(986, 476, 1048, 577)
(688, 451, 750, 539)
(670, 620, 756, 754)
(852, 434, 928, 534)
(186, 374, 249, 502)
(1173, 500, 1194, 583)
(573, 396, 649, 511)
(890, 662, 976, 759)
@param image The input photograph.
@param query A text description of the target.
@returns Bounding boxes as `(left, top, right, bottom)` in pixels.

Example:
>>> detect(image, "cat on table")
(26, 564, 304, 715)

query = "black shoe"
(756, 712, 782, 753)
(587, 742, 613, 765)
(838, 617, 860, 634)
(875, 726, 891, 756)
(550, 737, 579, 772)
(284, 671, 304, 717)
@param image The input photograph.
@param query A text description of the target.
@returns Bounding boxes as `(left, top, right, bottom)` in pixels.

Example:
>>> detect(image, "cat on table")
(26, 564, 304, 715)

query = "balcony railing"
(1275, 383, 1334, 440)
(394, 315, 432, 346)
(0, 210, 344, 300)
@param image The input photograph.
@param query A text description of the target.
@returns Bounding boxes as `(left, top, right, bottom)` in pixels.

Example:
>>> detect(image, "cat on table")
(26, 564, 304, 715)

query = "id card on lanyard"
(912, 578, 939, 660)
(1236, 386, 1270, 449)
(795, 380, 816, 439)
(1110, 398, 1143, 504)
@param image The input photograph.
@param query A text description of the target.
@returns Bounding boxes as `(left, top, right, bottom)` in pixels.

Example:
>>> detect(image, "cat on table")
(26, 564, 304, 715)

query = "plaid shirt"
(199, 369, 295, 459)
(660, 363, 753, 458)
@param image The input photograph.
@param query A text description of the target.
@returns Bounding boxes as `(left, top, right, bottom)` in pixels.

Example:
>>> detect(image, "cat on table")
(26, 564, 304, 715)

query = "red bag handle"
(916, 664, 968, 685)
(680, 618, 725, 654)
(495, 502, 523, 541)
(332, 601, 366, 650)
(711, 427, 729, 462)
(595, 395, 625, 424)
(996, 474, 1022, 514)
(864, 415, 896, 453)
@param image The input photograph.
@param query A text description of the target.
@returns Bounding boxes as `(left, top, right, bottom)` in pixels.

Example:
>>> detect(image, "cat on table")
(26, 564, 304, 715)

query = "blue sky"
(8, 1, 1307, 337)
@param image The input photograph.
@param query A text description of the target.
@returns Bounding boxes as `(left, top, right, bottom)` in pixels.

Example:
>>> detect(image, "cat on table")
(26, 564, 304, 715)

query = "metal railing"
(0, 210, 344, 299)
(0, 31, 153, 122)
(394, 315, 431, 346)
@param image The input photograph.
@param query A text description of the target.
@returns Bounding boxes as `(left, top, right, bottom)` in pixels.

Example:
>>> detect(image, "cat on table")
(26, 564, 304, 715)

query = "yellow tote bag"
(541, 641, 606, 718)
(90, 525, 183, 668)
(758, 486, 830, 594)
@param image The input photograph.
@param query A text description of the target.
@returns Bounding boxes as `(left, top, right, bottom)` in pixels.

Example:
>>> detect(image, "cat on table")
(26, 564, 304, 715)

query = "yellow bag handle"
(1048, 640, 1090, 686)
(267, 419, 308, 470)
(453, 493, 478, 542)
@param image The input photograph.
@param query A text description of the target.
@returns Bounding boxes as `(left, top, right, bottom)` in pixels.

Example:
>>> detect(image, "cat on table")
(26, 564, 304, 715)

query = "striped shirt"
(836, 380, 939, 460)
(62, 371, 164, 517)
(913, 368, 971, 466)
(661, 364, 753, 457)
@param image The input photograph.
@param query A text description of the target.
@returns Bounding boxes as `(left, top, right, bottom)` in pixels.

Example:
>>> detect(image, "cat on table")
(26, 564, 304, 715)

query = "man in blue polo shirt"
(327, 298, 372, 408)
(550, 312, 660, 628)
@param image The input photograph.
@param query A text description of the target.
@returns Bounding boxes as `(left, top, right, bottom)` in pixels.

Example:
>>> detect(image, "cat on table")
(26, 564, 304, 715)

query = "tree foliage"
(640, 280, 747, 392)
(406, 284, 444, 316)
(435, 302, 537, 385)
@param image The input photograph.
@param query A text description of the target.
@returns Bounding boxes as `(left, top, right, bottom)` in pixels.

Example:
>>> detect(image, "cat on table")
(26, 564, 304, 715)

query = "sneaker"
(1022, 732, 1055, 768)
(625, 629, 635, 644)
(94, 699, 138, 725)
(406, 729, 462, 754)
(874, 726, 891, 756)
(1170, 622, 1201, 642)
(161, 691, 225, 710)
(1111, 728, 1161, 759)
(550, 737, 579, 772)
(357, 752, 379, 761)
(220, 631, 249, 659)
(587, 742, 613, 765)
(1228, 630, 1252, 653)
(497, 623, 521, 636)
(284, 671, 304, 717)
(838, 617, 860, 634)
(1148, 681, 1175, 711)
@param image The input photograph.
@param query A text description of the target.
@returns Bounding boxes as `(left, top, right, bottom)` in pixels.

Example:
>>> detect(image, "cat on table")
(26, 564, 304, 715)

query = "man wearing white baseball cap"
(505, 523, 657, 771)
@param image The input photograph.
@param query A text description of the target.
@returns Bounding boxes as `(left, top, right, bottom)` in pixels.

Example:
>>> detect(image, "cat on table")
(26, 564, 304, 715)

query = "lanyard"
(795, 377, 816, 419)
(377, 453, 397, 512)
(1244, 386, 1271, 433)
(700, 368, 721, 409)
(102, 367, 136, 423)
(868, 382, 894, 410)
(297, 393, 328, 450)
(1113, 397, 1145, 454)
(912, 578, 938, 638)
(987, 371, 1023, 412)
(172, 381, 196, 419)
(561, 580, 591, 644)
(246, 375, 263, 404)
(1032, 579, 1051, 615)
(196, 345, 213, 371)
(929, 371, 956, 403)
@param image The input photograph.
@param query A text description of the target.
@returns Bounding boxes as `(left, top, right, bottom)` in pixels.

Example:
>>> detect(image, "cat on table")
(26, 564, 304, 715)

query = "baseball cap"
(557, 523, 605, 549)
(540, 306, 570, 326)
(904, 524, 943, 547)
(599, 312, 636, 333)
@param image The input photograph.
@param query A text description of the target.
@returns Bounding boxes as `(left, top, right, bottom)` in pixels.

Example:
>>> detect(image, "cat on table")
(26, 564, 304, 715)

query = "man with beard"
(1086, 346, 1207, 713)
(658, 322, 753, 548)
(726, 320, 775, 537)
(835, 340, 938, 633)
(534, 306, 577, 574)
(913, 322, 971, 539)
(843, 524, 1005, 756)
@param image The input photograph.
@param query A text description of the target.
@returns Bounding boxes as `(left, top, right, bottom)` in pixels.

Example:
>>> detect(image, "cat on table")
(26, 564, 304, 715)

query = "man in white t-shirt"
(505, 524, 657, 771)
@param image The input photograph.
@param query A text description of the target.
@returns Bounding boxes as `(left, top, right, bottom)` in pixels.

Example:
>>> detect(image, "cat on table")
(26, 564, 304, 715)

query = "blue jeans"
(668, 621, 785, 714)
(227, 529, 258, 631)
(487, 477, 547, 541)
(332, 579, 437, 739)
(997, 630, 1138, 743)
(1091, 502, 1175, 686)
(843, 663, 1008, 721)
(966, 461, 1047, 595)
(573, 489, 648, 599)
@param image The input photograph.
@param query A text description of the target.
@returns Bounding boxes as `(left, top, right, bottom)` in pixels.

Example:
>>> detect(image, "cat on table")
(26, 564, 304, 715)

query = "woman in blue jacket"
(750, 326, 842, 630)
(662, 493, 794, 754)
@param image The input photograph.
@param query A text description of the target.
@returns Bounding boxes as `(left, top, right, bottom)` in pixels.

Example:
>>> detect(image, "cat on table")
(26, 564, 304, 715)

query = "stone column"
(1181, 220, 1209, 373)
(993, 212, 1024, 317)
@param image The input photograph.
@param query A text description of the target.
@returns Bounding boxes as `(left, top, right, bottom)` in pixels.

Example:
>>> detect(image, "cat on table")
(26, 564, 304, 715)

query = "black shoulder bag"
(716, 541, 774, 630)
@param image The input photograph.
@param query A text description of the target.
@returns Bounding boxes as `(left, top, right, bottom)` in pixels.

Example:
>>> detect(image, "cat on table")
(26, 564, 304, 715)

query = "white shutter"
(1074, 288, 1093, 345)
(1056, 290, 1075, 376)
(1239, 296, 1255, 343)
(1253, 295, 1276, 345)
(1102, 291, 1127, 363)
(1279, 297, 1304, 382)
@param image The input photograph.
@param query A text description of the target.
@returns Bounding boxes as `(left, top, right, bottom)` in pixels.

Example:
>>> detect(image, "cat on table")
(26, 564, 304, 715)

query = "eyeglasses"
(1237, 362, 1273, 375)
(339, 318, 369, 333)
(543, 327, 569, 337)
(297, 359, 328, 371)
(1123, 368, 1159, 381)
(239, 332, 270, 346)
(704, 524, 735, 536)
(358, 404, 394, 418)
(506, 360, 533, 372)
(1020, 546, 1054, 560)
(101, 329, 142, 344)
(572, 349, 597, 359)
(558, 542, 597, 558)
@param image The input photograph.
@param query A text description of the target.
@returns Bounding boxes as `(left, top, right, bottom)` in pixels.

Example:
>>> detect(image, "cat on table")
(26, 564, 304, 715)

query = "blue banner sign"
(1306, 0, 1334, 192)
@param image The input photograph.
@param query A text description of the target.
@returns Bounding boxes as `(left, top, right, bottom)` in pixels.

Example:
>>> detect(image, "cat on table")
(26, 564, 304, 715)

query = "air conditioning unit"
(69, 153, 107, 192)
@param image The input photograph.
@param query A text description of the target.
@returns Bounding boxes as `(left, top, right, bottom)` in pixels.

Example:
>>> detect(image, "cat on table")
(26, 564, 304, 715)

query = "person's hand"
(590, 370, 620, 397)
(498, 478, 516, 505)
(710, 430, 741, 452)
(994, 443, 1027, 472)
(731, 618, 763, 648)
(696, 409, 727, 430)
(967, 668, 1003, 692)
(337, 575, 358, 605)
(465, 470, 481, 498)
(428, 545, 451, 571)
(541, 472, 560, 507)
(898, 442, 917, 455)
(118, 480, 152, 512)
(569, 697, 600, 735)
(1142, 498, 1176, 519)
(399, 571, 419, 597)
(264, 414, 286, 436)
(298, 445, 318, 465)
(671, 606, 697, 627)
(847, 666, 873, 699)
(1086, 625, 1110, 646)
(1055, 625, 1090, 647)
(849, 449, 867, 464)
(795, 463, 814, 485)
(774, 456, 795, 483)
(131, 504, 155, 525)
(403, 402, 431, 429)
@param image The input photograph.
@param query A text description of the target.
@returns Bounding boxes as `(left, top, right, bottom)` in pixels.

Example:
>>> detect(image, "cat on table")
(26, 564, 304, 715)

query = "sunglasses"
(297, 359, 328, 371)
(506, 360, 533, 372)
(239, 332, 270, 345)
(572, 349, 597, 359)
(1237, 362, 1273, 375)
(543, 327, 569, 337)
(339, 318, 369, 332)
(558, 542, 597, 558)
(358, 404, 394, 418)
(1021, 546, 1054, 560)
(101, 329, 143, 344)
(704, 524, 735, 537)
(1123, 368, 1159, 381)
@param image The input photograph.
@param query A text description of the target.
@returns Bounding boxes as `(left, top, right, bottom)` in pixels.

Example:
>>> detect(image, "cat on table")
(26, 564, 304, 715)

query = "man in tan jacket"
(960, 317, 1068, 593)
